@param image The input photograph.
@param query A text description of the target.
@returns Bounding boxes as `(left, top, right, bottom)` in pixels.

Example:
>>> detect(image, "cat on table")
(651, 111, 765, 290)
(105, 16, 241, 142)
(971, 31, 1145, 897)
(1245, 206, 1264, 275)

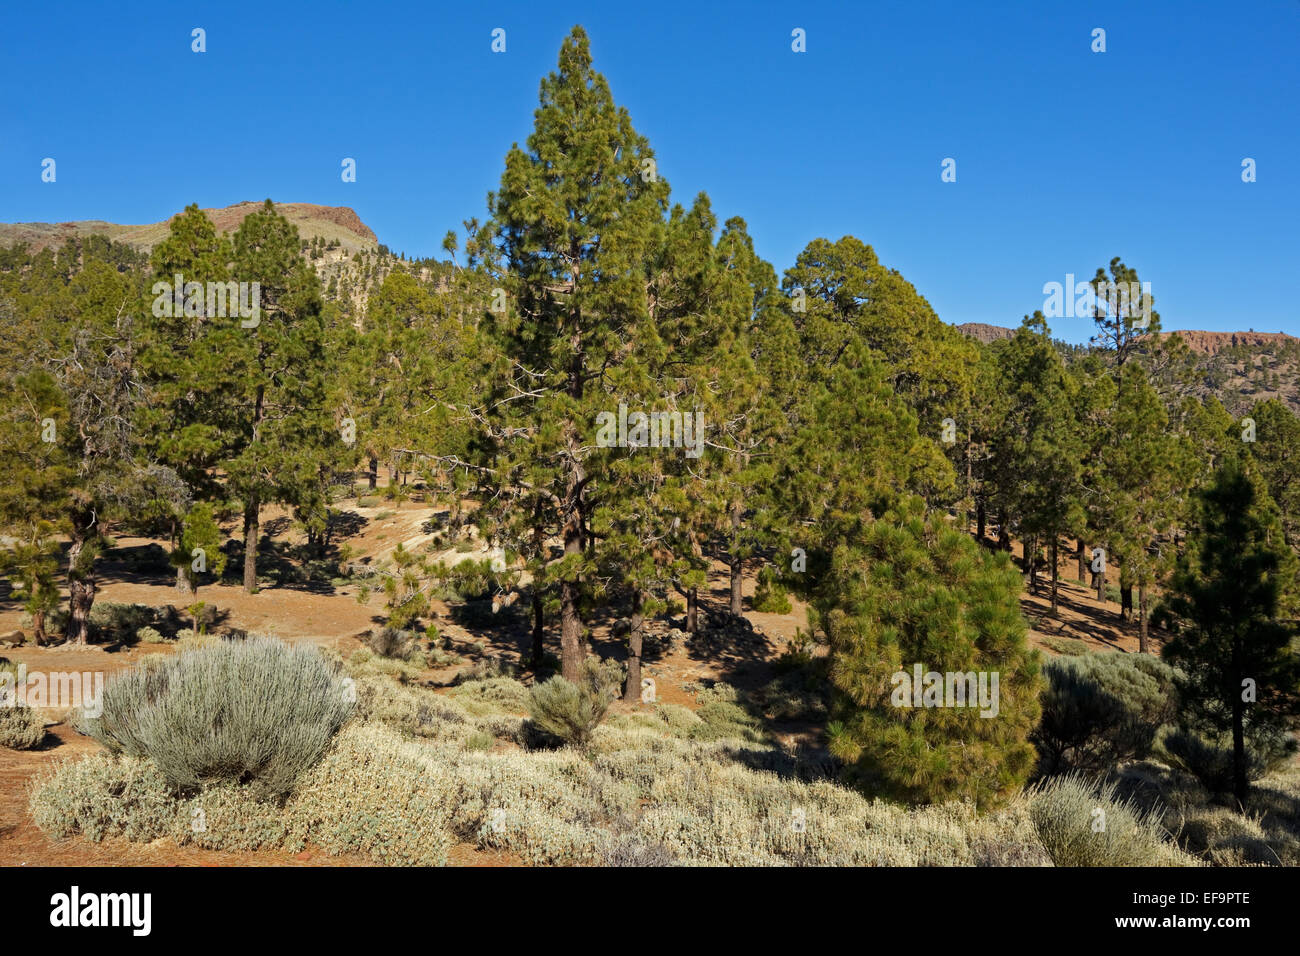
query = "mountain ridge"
(0, 201, 379, 255)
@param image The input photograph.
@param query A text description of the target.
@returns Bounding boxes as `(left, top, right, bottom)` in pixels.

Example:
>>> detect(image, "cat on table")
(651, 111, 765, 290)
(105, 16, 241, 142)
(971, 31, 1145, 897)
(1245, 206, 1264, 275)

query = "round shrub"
(1034, 653, 1179, 774)
(1029, 772, 1193, 867)
(1, 703, 46, 749)
(527, 658, 623, 748)
(75, 636, 353, 798)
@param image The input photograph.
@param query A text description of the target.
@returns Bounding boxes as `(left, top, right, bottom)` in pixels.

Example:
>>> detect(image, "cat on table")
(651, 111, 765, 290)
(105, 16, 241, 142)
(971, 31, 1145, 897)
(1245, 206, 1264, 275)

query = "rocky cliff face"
(1169, 329, 1297, 356)
(955, 322, 1016, 344)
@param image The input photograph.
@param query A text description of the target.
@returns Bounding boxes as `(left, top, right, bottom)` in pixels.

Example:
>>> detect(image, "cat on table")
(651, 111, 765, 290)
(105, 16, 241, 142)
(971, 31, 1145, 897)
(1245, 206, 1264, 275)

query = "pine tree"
(139, 204, 233, 596)
(1097, 362, 1195, 650)
(222, 200, 331, 593)
(1155, 459, 1300, 800)
(0, 370, 73, 645)
(474, 26, 670, 681)
(991, 314, 1083, 613)
(1247, 398, 1300, 557)
(823, 495, 1041, 809)
(175, 502, 228, 604)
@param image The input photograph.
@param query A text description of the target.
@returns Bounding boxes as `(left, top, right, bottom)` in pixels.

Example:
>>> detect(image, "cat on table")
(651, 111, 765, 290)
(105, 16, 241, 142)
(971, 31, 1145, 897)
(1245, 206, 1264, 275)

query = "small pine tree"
(1154, 459, 1300, 800)
(824, 496, 1041, 809)
(174, 503, 227, 603)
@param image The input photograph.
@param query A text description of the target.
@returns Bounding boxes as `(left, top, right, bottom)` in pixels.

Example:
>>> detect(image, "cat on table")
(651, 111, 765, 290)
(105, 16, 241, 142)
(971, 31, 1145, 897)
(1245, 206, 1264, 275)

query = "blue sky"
(1, 0, 1296, 342)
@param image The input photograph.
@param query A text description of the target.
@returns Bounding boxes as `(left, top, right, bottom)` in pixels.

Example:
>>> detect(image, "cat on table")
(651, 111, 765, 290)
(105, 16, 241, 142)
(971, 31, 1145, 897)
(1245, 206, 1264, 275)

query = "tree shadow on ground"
(92, 542, 176, 588)
(1020, 581, 1143, 652)
(225, 538, 344, 596)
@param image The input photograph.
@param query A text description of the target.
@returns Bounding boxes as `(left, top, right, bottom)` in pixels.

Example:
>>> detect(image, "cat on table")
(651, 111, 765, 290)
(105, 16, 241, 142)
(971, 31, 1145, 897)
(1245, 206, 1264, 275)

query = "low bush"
(1039, 636, 1090, 656)
(365, 626, 420, 661)
(688, 682, 765, 742)
(1029, 772, 1194, 866)
(29, 754, 177, 841)
(448, 676, 531, 716)
(135, 626, 166, 644)
(1033, 653, 1179, 774)
(30, 724, 454, 865)
(89, 602, 157, 643)
(75, 636, 353, 798)
(347, 648, 425, 684)
(752, 566, 792, 614)
(0, 703, 46, 749)
(351, 673, 469, 741)
(1156, 726, 1297, 795)
(527, 658, 623, 747)
(455, 655, 519, 683)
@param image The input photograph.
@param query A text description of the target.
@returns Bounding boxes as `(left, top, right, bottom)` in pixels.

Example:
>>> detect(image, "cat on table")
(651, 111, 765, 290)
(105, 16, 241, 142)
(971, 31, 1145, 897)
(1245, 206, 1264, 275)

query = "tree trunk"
(965, 431, 974, 534)
(368, 457, 378, 491)
(1137, 585, 1149, 654)
(176, 563, 195, 598)
(1025, 534, 1038, 593)
(976, 500, 986, 541)
(1121, 584, 1133, 621)
(1050, 537, 1060, 615)
(530, 587, 544, 670)
(1232, 693, 1248, 803)
(997, 510, 1011, 551)
(1095, 560, 1105, 603)
(1076, 539, 1087, 582)
(32, 608, 48, 646)
(560, 578, 583, 682)
(559, 498, 585, 681)
(65, 530, 94, 645)
(243, 496, 260, 593)
(686, 588, 699, 635)
(728, 501, 743, 617)
(623, 589, 645, 702)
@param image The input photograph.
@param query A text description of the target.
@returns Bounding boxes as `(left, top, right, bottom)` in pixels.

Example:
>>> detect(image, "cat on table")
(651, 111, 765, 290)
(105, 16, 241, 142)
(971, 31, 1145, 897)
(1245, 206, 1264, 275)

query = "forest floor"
(0, 494, 1155, 866)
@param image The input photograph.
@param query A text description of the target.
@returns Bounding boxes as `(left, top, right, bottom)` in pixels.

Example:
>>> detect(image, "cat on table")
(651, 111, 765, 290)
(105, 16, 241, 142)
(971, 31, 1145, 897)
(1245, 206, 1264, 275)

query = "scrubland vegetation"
(18, 632, 1300, 867)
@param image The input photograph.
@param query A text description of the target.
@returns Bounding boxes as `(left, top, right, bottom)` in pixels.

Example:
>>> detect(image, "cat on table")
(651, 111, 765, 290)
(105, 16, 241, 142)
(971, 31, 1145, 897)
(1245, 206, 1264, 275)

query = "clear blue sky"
(1, 0, 1296, 342)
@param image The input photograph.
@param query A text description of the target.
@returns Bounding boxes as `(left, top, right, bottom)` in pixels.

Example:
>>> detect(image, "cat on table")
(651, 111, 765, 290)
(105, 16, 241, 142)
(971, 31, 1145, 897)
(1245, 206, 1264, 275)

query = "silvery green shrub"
(0, 703, 45, 749)
(1029, 772, 1187, 867)
(1034, 653, 1179, 774)
(76, 636, 353, 798)
(527, 657, 623, 747)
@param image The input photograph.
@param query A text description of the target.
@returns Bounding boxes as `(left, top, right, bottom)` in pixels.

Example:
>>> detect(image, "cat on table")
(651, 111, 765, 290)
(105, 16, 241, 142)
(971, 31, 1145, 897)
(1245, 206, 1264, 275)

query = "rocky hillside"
(0, 201, 378, 256)
(0, 202, 446, 320)
(1171, 329, 1298, 357)
(1180, 330, 1300, 416)
(954, 322, 1300, 416)
(955, 322, 1015, 344)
